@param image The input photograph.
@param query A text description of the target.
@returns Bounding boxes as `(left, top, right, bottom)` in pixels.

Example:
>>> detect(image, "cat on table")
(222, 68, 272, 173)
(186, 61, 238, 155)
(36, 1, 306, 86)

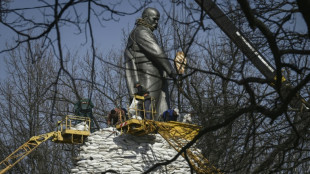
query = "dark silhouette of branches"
(145, 0, 310, 173)
(1, 0, 310, 173)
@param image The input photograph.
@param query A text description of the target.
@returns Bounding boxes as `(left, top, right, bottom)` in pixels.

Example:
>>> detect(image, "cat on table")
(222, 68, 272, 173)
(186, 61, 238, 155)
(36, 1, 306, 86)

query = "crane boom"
(194, 0, 310, 110)
(194, 0, 275, 80)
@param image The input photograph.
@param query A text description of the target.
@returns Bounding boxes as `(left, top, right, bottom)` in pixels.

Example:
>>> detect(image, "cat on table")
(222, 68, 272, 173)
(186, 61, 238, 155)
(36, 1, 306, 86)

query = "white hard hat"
(174, 108, 179, 115)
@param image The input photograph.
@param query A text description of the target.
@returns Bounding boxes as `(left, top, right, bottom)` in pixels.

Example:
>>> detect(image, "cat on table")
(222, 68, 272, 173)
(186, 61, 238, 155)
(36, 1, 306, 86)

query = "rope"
(135, 18, 155, 31)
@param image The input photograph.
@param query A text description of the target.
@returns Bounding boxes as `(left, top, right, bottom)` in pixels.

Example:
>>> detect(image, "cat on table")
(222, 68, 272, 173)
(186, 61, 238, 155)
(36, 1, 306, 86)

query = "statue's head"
(142, 7, 160, 30)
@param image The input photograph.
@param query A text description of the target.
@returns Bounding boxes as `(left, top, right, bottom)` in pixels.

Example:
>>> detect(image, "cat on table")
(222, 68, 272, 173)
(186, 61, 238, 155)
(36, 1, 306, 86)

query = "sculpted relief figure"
(124, 7, 175, 117)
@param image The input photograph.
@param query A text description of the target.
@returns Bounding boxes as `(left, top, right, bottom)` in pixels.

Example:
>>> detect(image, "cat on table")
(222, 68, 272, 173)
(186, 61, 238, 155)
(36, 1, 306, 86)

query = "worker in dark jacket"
(162, 108, 179, 122)
(74, 98, 95, 132)
(124, 7, 176, 118)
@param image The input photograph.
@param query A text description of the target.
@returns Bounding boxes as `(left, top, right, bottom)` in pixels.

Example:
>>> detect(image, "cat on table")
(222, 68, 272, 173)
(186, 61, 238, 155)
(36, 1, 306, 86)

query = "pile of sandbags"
(71, 122, 89, 131)
(71, 127, 191, 174)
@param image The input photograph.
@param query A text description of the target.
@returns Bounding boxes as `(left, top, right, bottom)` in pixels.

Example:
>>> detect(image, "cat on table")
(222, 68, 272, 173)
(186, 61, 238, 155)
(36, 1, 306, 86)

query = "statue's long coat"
(124, 24, 173, 117)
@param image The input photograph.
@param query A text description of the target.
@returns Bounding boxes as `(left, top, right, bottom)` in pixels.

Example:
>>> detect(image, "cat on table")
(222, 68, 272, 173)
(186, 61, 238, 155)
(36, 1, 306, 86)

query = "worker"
(73, 98, 95, 132)
(134, 82, 151, 119)
(162, 108, 179, 121)
(107, 108, 127, 126)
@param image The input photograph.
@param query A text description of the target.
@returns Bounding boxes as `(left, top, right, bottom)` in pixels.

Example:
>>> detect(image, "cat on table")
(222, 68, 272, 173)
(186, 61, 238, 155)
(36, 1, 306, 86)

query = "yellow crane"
(0, 115, 91, 174)
(116, 95, 222, 174)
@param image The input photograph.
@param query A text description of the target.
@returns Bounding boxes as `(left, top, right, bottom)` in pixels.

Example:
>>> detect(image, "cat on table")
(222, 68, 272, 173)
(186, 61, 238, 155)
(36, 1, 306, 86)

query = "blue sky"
(0, 1, 308, 81)
(0, 0, 151, 80)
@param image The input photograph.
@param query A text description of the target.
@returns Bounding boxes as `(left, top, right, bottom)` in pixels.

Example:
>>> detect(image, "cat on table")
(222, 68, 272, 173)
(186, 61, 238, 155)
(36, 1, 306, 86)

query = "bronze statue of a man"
(124, 7, 175, 118)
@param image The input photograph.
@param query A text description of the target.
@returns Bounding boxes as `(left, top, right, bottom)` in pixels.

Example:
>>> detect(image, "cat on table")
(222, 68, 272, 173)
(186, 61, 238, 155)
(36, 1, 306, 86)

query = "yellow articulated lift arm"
(116, 119, 221, 173)
(116, 95, 221, 173)
(0, 132, 56, 174)
(0, 115, 91, 174)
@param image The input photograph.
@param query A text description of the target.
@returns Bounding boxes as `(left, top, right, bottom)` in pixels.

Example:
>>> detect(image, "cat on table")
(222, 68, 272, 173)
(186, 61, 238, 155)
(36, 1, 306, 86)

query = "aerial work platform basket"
(53, 115, 91, 144)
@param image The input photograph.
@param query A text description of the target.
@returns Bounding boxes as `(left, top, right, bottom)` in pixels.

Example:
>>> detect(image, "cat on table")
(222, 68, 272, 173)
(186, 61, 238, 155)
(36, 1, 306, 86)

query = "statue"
(124, 7, 175, 118)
